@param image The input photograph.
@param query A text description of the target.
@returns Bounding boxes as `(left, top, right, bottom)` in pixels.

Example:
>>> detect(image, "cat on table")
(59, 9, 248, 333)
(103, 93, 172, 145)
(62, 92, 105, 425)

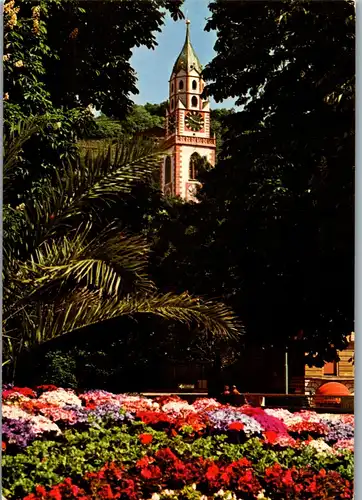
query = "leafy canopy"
(151, 0, 355, 364)
(3, 0, 183, 201)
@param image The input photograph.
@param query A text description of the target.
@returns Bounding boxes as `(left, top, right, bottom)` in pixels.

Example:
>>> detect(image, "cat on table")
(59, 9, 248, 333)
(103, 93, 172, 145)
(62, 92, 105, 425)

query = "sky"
(130, 0, 238, 110)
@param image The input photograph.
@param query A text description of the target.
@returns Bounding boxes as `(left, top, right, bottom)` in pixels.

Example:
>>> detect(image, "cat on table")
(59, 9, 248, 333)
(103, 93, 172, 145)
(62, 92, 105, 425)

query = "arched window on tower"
(170, 98, 174, 110)
(165, 156, 172, 184)
(192, 80, 197, 90)
(191, 96, 198, 108)
(171, 82, 174, 92)
(189, 152, 201, 180)
(179, 80, 184, 90)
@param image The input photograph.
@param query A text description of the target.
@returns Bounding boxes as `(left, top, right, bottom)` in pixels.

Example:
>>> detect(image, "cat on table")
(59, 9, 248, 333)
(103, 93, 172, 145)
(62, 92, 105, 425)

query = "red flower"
(2, 441, 6, 451)
(264, 430, 278, 444)
(306, 480, 318, 494)
(136, 456, 152, 468)
(139, 433, 153, 445)
(36, 385, 58, 392)
(3, 386, 36, 399)
(228, 422, 244, 432)
(97, 484, 113, 499)
(137, 410, 172, 427)
(48, 488, 62, 500)
(220, 471, 231, 484)
(223, 459, 262, 494)
(155, 447, 178, 463)
(35, 486, 47, 496)
(282, 470, 294, 487)
(205, 464, 220, 481)
(140, 465, 162, 480)
(235, 457, 252, 467)
(85, 402, 97, 410)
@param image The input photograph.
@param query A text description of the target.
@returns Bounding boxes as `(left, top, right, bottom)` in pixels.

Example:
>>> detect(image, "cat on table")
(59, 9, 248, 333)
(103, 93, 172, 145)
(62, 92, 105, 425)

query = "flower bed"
(2, 387, 354, 499)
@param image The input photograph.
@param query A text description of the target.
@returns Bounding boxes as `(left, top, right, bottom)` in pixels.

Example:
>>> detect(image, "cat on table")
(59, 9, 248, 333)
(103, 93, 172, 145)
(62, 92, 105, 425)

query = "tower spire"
(172, 18, 202, 75)
(185, 18, 190, 43)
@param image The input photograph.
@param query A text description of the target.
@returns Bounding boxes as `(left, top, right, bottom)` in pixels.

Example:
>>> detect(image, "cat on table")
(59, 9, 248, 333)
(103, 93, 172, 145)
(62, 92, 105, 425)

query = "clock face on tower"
(168, 114, 176, 134)
(185, 111, 204, 132)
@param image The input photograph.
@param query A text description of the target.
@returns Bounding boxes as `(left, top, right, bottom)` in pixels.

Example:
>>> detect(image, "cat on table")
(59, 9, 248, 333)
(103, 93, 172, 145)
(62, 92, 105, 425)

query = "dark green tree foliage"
(84, 116, 124, 139)
(152, 0, 355, 365)
(144, 101, 169, 119)
(5, 0, 183, 118)
(210, 108, 234, 159)
(3, 0, 183, 201)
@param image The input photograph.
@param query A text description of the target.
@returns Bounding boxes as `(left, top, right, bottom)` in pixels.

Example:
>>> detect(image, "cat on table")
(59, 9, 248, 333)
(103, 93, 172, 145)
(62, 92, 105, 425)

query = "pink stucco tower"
(161, 20, 216, 201)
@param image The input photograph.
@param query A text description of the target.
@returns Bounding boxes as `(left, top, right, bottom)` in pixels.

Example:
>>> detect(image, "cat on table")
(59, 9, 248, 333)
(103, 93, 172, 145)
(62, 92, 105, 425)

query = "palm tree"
(3, 119, 242, 382)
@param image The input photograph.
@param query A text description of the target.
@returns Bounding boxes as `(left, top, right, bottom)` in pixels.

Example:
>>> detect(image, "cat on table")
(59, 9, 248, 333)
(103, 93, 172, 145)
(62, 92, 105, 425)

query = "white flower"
(162, 401, 195, 415)
(257, 490, 271, 500)
(307, 438, 332, 453)
(215, 492, 236, 500)
(39, 389, 82, 407)
(2, 405, 30, 420)
(151, 494, 160, 500)
(30, 415, 61, 436)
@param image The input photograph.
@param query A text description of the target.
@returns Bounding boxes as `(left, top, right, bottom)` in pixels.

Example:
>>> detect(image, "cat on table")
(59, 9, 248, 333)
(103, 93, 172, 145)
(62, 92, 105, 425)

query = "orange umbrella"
(315, 382, 350, 407)
(316, 382, 350, 396)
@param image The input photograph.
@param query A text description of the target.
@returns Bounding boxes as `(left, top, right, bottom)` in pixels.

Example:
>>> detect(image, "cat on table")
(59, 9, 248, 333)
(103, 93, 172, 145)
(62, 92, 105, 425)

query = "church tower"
(161, 20, 216, 201)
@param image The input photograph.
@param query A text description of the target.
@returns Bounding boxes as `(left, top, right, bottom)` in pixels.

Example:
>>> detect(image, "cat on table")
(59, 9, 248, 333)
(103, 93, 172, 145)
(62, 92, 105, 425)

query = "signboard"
(340, 396, 354, 411)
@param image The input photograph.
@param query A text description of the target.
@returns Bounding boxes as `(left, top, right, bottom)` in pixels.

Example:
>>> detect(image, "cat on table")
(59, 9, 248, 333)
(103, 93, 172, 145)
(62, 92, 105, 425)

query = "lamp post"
(285, 345, 289, 394)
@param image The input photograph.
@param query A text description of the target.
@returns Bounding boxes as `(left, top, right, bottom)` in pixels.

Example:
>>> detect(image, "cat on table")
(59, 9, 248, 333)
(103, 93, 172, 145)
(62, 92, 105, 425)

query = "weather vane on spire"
(185, 8, 190, 24)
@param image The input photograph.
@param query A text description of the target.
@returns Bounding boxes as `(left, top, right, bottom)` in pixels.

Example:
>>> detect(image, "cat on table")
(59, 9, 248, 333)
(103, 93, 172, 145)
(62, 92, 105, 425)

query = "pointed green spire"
(172, 20, 202, 75)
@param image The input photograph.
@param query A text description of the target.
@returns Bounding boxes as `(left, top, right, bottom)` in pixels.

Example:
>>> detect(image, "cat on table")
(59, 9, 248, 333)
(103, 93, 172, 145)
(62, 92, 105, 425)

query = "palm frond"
(3, 115, 47, 183)
(119, 292, 242, 339)
(24, 137, 166, 244)
(7, 291, 241, 351)
(8, 223, 155, 309)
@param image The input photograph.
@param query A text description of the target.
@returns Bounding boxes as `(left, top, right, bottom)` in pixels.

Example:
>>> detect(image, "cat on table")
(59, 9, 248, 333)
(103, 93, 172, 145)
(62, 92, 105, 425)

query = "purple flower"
(88, 403, 134, 425)
(62, 405, 91, 424)
(2, 418, 37, 448)
(63, 403, 134, 427)
(325, 421, 354, 443)
(207, 409, 263, 435)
